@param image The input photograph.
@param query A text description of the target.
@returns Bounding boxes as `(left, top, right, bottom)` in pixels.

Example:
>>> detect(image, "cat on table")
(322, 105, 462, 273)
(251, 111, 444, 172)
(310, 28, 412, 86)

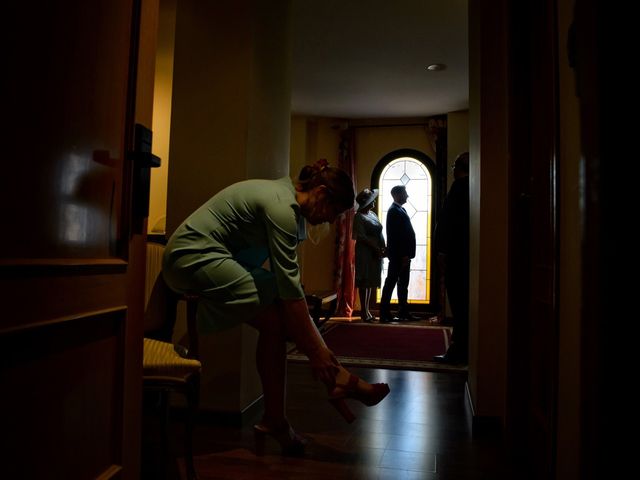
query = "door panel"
(0, 0, 157, 478)
(507, 0, 559, 478)
(1, 309, 126, 478)
(3, 0, 134, 260)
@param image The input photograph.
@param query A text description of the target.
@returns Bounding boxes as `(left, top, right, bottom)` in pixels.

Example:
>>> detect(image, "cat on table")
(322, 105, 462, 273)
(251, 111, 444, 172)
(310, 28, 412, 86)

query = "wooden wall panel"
(0, 309, 127, 479)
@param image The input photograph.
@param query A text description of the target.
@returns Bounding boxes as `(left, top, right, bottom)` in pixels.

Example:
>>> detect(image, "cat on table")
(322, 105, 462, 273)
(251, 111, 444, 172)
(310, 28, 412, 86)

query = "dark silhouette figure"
(353, 188, 386, 323)
(433, 152, 470, 364)
(379, 185, 418, 323)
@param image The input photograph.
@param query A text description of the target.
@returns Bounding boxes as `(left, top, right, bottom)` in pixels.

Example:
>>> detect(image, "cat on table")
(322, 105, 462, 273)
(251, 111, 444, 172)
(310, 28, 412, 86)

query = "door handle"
(129, 123, 161, 234)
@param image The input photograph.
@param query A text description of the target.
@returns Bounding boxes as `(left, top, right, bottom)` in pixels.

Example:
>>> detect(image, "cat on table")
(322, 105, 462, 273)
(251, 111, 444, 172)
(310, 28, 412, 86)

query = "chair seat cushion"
(143, 338, 201, 378)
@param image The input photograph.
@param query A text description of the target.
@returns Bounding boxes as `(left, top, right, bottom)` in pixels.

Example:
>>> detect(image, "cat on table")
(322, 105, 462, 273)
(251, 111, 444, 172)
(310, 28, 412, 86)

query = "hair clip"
(316, 158, 329, 170)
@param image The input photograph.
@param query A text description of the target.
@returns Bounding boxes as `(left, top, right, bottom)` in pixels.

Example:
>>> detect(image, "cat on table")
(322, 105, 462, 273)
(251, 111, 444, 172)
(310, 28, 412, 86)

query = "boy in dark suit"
(379, 185, 418, 322)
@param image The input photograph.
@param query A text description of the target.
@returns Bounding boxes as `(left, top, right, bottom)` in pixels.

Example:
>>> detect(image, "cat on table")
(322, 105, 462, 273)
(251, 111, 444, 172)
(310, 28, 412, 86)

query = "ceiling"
(291, 0, 468, 119)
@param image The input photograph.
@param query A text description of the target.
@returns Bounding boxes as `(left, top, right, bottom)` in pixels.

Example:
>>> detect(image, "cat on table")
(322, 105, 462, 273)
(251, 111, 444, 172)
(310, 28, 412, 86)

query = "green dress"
(163, 177, 305, 332)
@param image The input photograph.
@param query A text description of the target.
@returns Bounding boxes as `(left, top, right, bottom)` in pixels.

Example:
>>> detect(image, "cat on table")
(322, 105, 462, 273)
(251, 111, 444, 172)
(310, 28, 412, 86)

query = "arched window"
(372, 149, 437, 307)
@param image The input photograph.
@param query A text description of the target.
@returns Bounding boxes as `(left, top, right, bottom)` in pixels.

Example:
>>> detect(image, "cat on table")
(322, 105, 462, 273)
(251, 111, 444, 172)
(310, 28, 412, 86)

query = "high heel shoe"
(328, 374, 390, 423)
(253, 422, 307, 457)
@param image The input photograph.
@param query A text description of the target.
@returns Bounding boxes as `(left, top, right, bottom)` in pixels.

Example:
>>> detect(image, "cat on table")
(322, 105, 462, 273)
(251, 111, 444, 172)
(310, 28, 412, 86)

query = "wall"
(148, 0, 177, 233)
(352, 119, 436, 191)
(166, 1, 250, 236)
(246, 0, 292, 178)
(154, 0, 292, 233)
(447, 110, 470, 188)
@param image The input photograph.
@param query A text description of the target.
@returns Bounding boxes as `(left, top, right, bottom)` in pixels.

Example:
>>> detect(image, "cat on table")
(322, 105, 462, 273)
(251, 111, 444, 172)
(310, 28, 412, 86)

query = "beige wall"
(149, 0, 176, 233)
(166, 2, 250, 236)
(447, 110, 470, 188)
(353, 119, 436, 191)
(245, 0, 292, 179)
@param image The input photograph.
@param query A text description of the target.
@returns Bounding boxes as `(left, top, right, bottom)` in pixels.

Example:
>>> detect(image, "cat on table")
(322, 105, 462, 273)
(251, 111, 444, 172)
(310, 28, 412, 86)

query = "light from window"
(377, 157, 432, 304)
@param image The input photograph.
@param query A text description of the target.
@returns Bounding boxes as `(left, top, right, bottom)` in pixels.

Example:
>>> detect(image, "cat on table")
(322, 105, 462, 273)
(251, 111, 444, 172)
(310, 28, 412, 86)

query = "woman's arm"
(280, 298, 339, 385)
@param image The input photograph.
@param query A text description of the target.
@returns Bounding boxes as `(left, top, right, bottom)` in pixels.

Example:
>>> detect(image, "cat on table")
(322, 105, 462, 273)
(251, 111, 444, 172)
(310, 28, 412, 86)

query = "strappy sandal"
(327, 374, 390, 423)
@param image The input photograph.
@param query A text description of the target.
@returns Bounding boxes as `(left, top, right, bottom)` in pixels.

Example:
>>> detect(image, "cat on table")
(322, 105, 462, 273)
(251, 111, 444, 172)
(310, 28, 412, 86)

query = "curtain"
(426, 115, 448, 322)
(334, 128, 356, 317)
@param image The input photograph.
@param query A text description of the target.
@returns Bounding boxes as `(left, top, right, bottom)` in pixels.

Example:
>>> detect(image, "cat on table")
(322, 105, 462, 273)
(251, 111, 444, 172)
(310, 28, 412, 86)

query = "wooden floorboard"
(143, 364, 511, 479)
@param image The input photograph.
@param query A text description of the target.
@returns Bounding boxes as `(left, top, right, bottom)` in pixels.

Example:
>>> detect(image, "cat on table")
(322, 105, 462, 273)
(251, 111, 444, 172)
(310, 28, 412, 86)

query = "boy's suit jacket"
(386, 203, 416, 259)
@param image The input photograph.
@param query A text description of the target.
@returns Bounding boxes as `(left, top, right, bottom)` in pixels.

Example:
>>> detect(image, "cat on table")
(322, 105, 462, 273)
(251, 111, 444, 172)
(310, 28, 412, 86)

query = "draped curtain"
(426, 116, 448, 321)
(334, 128, 356, 317)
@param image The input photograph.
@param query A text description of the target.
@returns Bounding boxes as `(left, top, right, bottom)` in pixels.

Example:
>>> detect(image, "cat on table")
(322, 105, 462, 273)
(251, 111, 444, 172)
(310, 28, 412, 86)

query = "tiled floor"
(143, 364, 511, 479)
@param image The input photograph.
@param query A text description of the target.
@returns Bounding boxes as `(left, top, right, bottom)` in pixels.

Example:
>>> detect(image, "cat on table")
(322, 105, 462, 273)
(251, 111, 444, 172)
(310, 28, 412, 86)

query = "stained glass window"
(377, 157, 433, 304)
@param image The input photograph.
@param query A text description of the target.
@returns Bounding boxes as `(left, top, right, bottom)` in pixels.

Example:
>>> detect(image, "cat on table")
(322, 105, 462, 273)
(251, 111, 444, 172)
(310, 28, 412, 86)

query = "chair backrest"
(144, 241, 165, 309)
(144, 241, 179, 341)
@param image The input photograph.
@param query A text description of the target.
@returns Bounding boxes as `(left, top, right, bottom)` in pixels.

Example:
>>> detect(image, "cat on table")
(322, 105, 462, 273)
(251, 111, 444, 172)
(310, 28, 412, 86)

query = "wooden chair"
(305, 290, 338, 329)
(143, 241, 201, 480)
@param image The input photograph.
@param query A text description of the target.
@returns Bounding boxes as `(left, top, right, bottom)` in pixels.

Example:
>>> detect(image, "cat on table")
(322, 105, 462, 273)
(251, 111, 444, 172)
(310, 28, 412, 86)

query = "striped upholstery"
(145, 242, 165, 307)
(144, 242, 169, 332)
(143, 338, 201, 379)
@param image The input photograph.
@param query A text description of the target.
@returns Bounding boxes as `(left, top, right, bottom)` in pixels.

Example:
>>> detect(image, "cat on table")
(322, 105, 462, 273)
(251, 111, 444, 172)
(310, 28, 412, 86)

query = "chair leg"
(184, 376, 200, 480)
(158, 391, 171, 478)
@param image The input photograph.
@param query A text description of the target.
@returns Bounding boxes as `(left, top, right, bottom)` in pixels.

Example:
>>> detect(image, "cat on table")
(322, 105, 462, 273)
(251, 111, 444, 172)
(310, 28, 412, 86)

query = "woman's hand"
(279, 298, 340, 386)
(309, 347, 340, 386)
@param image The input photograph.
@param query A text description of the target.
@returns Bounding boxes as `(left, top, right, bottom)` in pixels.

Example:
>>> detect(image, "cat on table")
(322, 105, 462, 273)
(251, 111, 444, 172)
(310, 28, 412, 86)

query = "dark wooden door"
(507, 0, 559, 478)
(0, 1, 157, 478)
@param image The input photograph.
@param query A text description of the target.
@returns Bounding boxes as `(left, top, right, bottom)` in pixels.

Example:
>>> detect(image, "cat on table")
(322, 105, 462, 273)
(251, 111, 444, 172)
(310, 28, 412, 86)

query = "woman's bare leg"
(247, 301, 342, 422)
(246, 304, 288, 426)
(246, 305, 308, 455)
(248, 299, 383, 422)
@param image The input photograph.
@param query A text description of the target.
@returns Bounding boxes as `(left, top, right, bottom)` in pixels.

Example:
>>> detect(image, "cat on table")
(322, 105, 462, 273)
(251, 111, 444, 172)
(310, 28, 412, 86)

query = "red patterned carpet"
(288, 322, 466, 373)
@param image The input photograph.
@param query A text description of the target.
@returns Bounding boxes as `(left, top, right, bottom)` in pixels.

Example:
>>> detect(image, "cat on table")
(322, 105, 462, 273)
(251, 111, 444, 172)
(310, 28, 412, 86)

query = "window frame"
(370, 148, 442, 312)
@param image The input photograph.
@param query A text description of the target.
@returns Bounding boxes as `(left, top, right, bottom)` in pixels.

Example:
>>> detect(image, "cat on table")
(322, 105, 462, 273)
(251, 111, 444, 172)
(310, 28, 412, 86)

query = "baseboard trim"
(465, 381, 502, 438)
(464, 380, 475, 416)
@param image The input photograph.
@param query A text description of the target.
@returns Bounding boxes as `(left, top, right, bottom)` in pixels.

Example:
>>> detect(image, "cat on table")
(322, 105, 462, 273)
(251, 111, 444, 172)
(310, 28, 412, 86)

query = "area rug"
(288, 323, 467, 373)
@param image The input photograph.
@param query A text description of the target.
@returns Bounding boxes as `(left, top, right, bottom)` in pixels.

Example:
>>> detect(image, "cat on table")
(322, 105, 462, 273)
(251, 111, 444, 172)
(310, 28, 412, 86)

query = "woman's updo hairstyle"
(297, 159, 355, 213)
